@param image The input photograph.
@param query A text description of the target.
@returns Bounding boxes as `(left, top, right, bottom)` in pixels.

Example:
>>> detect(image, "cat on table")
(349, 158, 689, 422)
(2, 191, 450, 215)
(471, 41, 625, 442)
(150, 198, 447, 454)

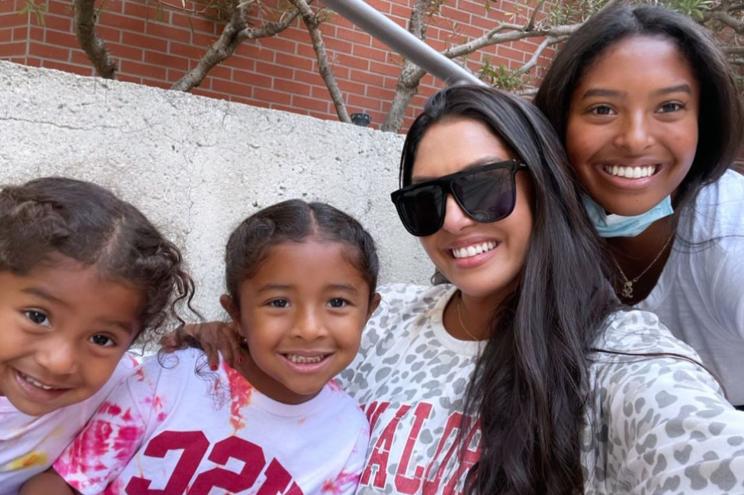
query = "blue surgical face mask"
(581, 195, 674, 238)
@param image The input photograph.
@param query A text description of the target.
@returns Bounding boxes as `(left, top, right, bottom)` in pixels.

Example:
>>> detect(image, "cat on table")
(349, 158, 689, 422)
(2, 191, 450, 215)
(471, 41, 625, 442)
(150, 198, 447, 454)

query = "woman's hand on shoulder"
(159, 321, 242, 370)
(20, 470, 76, 495)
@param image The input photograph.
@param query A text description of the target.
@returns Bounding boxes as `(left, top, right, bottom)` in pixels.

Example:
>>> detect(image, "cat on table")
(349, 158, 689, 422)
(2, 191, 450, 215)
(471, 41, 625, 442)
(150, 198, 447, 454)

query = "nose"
(440, 194, 476, 234)
(291, 305, 329, 340)
(35, 338, 78, 377)
(614, 112, 654, 152)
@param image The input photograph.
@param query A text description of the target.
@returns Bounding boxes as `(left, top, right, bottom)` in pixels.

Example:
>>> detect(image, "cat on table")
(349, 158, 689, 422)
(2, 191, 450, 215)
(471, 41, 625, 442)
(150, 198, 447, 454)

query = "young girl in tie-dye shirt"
(0, 177, 193, 495)
(25, 200, 379, 495)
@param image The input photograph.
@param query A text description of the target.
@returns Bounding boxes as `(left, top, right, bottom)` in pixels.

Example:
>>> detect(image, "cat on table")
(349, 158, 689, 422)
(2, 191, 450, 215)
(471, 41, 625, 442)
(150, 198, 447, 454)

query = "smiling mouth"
(283, 353, 330, 365)
(451, 241, 498, 259)
(17, 370, 66, 391)
(602, 164, 658, 179)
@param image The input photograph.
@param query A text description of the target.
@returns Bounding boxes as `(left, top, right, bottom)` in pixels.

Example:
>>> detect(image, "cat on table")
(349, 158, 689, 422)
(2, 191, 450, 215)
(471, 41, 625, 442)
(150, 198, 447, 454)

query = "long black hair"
(400, 86, 618, 494)
(534, 3, 743, 211)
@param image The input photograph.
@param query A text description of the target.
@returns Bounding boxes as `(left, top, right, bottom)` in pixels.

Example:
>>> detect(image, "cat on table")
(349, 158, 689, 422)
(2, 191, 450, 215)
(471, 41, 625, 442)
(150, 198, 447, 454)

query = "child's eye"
(24, 309, 50, 327)
(658, 101, 684, 113)
(328, 298, 350, 309)
(588, 104, 615, 116)
(90, 334, 117, 348)
(268, 299, 290, 309)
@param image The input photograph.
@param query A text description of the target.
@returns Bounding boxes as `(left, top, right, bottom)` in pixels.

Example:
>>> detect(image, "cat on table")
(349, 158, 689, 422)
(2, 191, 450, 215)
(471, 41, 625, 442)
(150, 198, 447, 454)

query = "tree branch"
(172, 1, 301, 91)
(288, 0, 349, 122)
(74, 0, 117, 78)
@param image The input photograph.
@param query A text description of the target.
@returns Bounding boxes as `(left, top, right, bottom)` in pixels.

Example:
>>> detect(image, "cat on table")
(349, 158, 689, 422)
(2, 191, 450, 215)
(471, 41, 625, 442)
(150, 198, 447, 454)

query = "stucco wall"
(0, 61, 433, 319)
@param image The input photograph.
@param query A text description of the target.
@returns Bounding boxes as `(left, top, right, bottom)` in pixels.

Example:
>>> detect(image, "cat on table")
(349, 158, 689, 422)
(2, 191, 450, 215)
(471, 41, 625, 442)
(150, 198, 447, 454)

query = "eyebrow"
(21, 287, 69, 307)
(580, 84, 693, 100)
(327, 284, 360, 295)
(22, 287, 136, 334)
(257, 284, 361, 295)
(411, 157, 508, 184)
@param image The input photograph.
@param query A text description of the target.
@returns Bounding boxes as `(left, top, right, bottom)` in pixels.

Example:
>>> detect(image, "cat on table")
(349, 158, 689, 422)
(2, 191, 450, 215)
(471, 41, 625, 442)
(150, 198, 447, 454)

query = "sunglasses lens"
(453, 166, 516, 222)
(394, 185, 445, 236)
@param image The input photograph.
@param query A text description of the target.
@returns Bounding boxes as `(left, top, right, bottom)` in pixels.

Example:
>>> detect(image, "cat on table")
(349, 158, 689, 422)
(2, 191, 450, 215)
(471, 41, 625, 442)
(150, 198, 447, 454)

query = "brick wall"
(0, 0, 553, 131)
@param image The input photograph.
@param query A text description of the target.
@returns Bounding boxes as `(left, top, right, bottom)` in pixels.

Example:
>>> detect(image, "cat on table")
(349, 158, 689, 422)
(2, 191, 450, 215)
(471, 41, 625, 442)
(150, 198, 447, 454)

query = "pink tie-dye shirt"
(54, 348, 369, 495)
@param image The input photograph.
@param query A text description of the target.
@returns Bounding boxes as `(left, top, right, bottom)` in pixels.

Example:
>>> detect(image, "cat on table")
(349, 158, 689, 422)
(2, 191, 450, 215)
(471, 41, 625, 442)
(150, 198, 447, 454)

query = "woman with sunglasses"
(339, 85, 744, 494)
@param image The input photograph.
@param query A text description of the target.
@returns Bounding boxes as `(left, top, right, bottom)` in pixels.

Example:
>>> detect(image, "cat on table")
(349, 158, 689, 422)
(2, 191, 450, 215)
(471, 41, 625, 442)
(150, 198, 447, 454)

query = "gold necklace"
(611, 233, 675, 301)
(455, 291, 481, 341)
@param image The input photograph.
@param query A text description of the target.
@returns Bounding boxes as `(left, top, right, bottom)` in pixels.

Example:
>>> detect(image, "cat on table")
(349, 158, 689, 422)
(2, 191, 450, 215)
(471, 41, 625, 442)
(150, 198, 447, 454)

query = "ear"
(220, 294, 240, 324)
(366, 292, 382, 320)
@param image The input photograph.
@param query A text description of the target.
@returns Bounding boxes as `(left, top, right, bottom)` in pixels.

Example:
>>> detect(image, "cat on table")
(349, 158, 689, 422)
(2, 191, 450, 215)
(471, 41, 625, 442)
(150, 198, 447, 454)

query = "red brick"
(338, 78, 365, 95)
(370, 61, 403, 77)
(46, 0, 73, 17)
(118, 73, 142, 84)
(275, 52, 314, 72)
(144, 50, 189, 70)
(0, 42, 25, 57)
(347, 93, 383, 112)
(39, 59, 92, 76)
(98, 11, 147, 32)
(254, 87, 292, 105)
(350, 69, 385, 88)
(44, 29, 78, 47)
(259, 35, 296, 54)
(120, 59, 167, 80)
(143, 21, 192, 43)
(335, 53, 369, 71)
(335, 27, 371, 46)
(0, 28, 12, 43)
(107, 42, 144, 61)
(273, 78, 311, 96)
(291, 95, 329, 113)
(255, 61, 293, 80)
(169, 41, 204, 59)
(27, 26, 44, 41)
(43, 14, 73, 32)
(169, 11, 215, 34)
(352, 44, 388, 61)
(233, 69, 271, 87)
(440, 5, 471, 24)
(29, 42, 69, 60)
(209, 77, 251, 97)
(121, 32, 167, 51)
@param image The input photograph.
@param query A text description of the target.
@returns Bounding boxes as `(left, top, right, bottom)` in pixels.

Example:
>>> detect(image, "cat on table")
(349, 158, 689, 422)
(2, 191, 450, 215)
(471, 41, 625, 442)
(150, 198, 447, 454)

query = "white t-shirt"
(54, 348, 370, 495)
(0, 355, 137, 495)
(638, 170, 744, 405)
(339, 284, 744, 494)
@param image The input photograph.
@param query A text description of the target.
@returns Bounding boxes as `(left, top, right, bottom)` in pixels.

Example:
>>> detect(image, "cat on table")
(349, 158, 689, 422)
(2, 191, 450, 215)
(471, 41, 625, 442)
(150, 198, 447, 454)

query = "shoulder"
(372, 283, 453, 322)
(593, 309, 699, 358)
(681, 170, 744, 239)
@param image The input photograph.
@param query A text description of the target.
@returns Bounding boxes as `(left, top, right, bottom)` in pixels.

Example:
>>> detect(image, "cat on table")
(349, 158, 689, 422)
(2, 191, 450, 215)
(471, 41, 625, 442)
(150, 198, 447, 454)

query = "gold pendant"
(621, 281, 634, 299)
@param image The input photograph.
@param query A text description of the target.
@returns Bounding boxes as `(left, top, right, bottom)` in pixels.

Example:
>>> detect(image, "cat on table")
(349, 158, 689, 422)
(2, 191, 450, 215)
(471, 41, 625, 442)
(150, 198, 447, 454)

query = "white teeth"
(286, 354, 325, 364)
(20, 372, 56, 390)
(604, 165, 656, 178)
(451, 241, 497, 259)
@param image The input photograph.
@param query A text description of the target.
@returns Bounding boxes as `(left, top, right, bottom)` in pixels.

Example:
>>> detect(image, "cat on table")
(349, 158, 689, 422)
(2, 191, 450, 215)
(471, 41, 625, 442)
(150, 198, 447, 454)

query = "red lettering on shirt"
(126, 430, 209, 494)
(189, 436, 265, 494)
(394, 402, 433, 494)
(361, 404, 411, 488)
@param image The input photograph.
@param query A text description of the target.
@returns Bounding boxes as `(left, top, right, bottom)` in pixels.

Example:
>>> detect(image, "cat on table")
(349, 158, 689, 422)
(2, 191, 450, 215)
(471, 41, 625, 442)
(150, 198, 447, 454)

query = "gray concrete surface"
(0, 61, 433, 319)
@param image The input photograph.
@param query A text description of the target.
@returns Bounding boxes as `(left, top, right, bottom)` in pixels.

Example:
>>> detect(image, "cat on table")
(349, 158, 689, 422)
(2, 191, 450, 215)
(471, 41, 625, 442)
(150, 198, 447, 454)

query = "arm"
(159, 321, 241, 370)
(604, 351, 744, 493)
(20, 470, 76, 495)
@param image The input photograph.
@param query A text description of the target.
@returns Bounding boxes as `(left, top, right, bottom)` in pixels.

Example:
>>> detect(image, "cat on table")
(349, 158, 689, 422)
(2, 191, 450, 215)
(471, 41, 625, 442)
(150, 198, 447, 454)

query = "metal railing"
(322, 0, 485, 87)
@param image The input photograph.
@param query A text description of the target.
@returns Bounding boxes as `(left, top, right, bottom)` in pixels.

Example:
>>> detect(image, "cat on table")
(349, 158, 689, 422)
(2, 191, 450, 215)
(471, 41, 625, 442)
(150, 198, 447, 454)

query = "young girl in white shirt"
(0, 176, 194, 495)
(25, 199, 380, 495)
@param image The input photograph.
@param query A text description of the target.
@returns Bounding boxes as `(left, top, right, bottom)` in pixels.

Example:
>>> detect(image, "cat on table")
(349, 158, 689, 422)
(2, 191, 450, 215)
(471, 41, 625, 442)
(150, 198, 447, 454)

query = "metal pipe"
(322, 0, 485, 87)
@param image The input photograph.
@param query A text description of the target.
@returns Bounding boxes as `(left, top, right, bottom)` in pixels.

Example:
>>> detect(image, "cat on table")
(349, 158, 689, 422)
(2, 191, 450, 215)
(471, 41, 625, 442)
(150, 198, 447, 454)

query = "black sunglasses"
(390, 159, 528, 237)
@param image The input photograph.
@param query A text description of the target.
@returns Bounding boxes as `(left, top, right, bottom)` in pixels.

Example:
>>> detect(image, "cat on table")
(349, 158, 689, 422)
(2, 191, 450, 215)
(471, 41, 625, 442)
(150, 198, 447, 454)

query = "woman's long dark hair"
(534, 4, 743, 212)
(400, 86, 618, 494)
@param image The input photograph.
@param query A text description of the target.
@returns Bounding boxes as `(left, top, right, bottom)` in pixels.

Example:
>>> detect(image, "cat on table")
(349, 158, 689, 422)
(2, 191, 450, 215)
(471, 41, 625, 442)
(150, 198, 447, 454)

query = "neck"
(606, 215, 676, 304)
(444, 290, 496, 341)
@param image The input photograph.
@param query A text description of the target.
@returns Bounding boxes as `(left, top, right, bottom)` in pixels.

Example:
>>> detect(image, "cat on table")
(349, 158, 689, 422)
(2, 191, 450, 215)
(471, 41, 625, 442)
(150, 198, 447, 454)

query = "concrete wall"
(0, 61, 433, 319)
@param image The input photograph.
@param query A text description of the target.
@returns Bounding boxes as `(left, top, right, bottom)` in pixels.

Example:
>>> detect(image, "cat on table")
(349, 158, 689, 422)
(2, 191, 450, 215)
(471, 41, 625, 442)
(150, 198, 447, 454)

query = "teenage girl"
(339, 86, 744, 494)
(535, 4, 744, 408)
(0, 177, 193, 495)
(25, 200, 380, 494)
